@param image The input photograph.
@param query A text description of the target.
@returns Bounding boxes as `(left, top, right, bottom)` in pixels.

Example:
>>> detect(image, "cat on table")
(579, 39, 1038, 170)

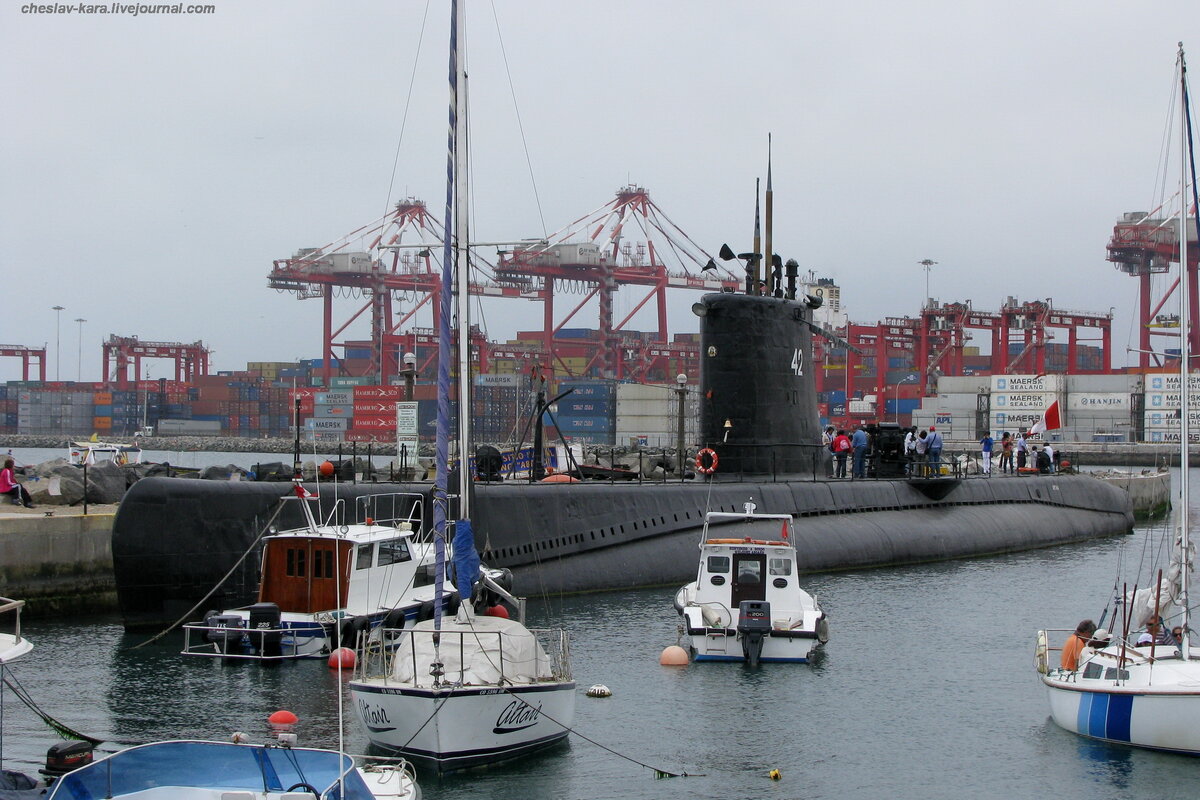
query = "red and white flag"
(1028, 399, 1062, 437)
(294, 484, 318, 499)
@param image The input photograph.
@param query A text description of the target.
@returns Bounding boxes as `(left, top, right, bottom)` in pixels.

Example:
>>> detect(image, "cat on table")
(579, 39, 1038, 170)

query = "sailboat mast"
(432, 0, 463, 611)
(1179, 42, 1192, 658)
(453, 0, 471, 519)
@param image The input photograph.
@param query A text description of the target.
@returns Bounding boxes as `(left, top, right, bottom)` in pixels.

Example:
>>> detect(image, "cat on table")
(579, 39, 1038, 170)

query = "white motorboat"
(1036, 44, 1200, 754)
(182, 484, 459, 661)
(674, 502, 828, 664)
(67, 438, 142, 466)
(348, 0, 575, 770)
(42, 738, 420, 800)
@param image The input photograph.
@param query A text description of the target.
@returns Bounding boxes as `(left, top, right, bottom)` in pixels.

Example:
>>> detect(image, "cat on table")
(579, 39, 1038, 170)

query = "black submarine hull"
(110, 293, 1133, 630)
(112, 472, 1131, 630)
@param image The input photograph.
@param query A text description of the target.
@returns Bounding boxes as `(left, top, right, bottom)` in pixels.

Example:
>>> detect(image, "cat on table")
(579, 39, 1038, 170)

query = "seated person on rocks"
(0, 458, 33, 508)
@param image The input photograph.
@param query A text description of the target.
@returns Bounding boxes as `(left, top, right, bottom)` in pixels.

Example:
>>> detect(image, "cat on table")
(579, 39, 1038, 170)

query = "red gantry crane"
(103, 335, 210, 389)
(269, 188, 740, 387)
(0, 345, 47, 382)
(1107, 205, 1200, 368)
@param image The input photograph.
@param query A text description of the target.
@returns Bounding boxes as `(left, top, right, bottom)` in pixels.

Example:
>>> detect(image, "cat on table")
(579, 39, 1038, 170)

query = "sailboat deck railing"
(357, 625, 572, 687)
(0, 596, 25, 650)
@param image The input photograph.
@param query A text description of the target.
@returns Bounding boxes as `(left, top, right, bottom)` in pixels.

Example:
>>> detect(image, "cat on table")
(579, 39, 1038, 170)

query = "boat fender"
(445, 594, 461, 615)
(816, 617, 830, 644)
(382, 608, 407, 632)
(416, 600, 436, 622)
(338, 616, 369, 649)
(695, 448, 719, 475)
(1035, 630, 1049, 675)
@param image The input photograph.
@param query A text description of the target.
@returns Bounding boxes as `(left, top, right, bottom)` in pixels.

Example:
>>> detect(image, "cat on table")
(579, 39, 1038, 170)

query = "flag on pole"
(294, 483, 317, 499)
(1028, 399, 1062, 437)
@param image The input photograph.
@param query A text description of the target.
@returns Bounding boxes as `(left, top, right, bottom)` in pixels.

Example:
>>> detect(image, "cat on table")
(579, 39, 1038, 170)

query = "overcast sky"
(1, 0, 1195, 383)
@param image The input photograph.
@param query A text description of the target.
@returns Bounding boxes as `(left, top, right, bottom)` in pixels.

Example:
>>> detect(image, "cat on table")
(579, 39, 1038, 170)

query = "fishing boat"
(1035, 44, 1200, 754)
(181, 483, 457, 660)
(674, 503, 828, 665)
(348, 0, 575, 770)
(41, 738, 419, 799)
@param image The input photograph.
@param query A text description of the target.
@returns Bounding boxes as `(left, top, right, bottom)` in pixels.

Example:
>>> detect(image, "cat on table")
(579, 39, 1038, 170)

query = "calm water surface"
(5, 511, 1198, 800)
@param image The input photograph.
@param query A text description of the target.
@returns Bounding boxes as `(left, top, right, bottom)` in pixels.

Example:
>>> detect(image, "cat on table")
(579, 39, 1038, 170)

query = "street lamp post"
(74, 318, 86, 381)
(674, 373, 688, 477)
(918, 259, 937, 309)
(893, 375, 916, 423)
(51, 305, 65, 381)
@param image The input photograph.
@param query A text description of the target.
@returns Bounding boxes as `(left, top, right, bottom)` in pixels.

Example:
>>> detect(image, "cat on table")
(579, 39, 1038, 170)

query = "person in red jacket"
(832, 430, 851, 479)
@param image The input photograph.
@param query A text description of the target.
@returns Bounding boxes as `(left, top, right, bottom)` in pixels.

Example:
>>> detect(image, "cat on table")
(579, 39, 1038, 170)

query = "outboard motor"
(205, 612, 245, 654)
(737, 600, 772, 667)
(42, 740, 95, 778)
(247, 602, 283, 659)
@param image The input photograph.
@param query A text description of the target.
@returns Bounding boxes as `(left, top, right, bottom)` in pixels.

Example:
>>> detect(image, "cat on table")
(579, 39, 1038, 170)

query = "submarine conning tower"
(696, 292, 821, 476)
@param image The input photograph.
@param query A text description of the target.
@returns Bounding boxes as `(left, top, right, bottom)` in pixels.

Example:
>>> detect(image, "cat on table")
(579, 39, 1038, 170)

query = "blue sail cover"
(452, 519, 481, 600)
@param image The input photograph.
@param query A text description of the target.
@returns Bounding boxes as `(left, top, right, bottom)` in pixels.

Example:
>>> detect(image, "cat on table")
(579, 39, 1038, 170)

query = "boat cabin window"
(1103, 667, 1130, 681)
(312, 548, 335, 579)
(356, 544, 375, 570)
(737, 561, 762, 584)
(1082, 662, 1103, 680)
(706, 555, 730, 574)
(377, 539, 412, 567)
(285, 548, 306, 577)
(414, 563, 436, 587)
(768, 558, 791, 576)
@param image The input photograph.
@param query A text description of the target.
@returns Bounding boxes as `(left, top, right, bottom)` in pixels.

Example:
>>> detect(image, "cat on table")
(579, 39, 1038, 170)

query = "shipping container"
(157, 418, 223, 435)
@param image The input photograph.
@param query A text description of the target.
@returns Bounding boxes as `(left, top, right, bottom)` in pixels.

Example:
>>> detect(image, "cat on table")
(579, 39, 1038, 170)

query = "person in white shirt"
(1044, 443, 1055, 473)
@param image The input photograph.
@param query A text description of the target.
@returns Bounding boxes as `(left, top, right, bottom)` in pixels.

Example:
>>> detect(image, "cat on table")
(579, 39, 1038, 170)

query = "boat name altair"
(357, 698, 397, 733)
(493, 700, 542, 734)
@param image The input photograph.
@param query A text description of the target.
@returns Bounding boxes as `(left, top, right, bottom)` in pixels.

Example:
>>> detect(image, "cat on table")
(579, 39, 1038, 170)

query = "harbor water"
(3, 502, 1197, 799)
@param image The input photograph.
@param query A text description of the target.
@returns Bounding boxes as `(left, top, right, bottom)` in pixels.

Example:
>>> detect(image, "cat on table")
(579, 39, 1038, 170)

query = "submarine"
(111, 276, 1133, 631)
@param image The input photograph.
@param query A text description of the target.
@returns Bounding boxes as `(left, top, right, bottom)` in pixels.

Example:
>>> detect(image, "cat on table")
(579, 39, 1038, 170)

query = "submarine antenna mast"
(750, 178, 761, 294)
(764, 133, 773, 297)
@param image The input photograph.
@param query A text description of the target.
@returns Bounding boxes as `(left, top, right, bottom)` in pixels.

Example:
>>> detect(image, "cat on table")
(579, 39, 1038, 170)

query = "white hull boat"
(674, 503, 828, 664)
(183, 487, 464, 661)
(1040, 644, 1200, 753)
(350, 610, 575, 770)
(348, 0, 575, 771)
(1036, 45, 1199, 756)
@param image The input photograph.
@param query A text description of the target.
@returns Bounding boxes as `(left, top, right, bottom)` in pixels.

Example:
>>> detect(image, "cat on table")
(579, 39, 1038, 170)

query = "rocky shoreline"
(0, 432, 394, 456)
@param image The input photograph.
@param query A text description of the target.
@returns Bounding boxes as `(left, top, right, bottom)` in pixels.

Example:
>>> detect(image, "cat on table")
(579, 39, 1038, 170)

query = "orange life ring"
(695, 448, 719, 474)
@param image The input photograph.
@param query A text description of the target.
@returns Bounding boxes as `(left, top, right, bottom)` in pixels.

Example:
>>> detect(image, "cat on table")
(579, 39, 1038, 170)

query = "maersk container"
(559, 416, 614, 431)
(559, 398, 613, 416)
(559, 381, 615, 399)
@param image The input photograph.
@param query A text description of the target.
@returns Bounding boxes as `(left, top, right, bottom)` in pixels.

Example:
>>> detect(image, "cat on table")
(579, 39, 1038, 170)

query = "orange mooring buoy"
(659, 645, 689, 666)
(327, 647, 356, 670)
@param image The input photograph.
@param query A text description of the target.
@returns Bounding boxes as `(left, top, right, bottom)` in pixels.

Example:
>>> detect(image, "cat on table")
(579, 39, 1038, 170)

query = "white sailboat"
(1035, 43, 1200, 754)
(348, 0, 575, 771)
